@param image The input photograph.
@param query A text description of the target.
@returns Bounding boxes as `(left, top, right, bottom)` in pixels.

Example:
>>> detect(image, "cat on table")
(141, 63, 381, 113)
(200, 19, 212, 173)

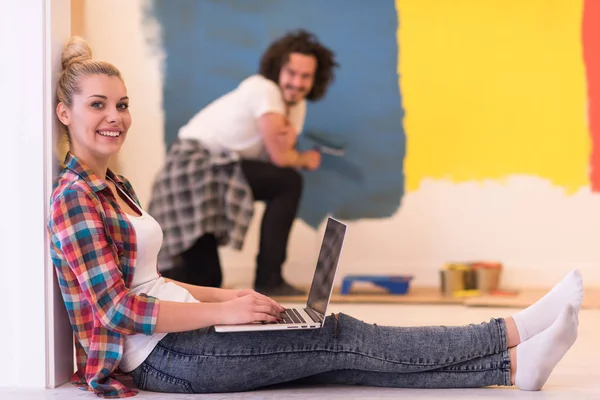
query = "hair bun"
(61, 36, 92, 70)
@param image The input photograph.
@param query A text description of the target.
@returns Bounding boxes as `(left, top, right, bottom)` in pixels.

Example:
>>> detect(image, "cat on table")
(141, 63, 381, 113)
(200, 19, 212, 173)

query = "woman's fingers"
(253, 292, 285, 312)
(238, 295, 283, 321)
(253, 303, 284, 319)
(254, 313, 280, 322)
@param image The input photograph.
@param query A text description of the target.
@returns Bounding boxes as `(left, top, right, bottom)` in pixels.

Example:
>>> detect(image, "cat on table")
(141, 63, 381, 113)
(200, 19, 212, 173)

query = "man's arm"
(257, 112, 320, 169)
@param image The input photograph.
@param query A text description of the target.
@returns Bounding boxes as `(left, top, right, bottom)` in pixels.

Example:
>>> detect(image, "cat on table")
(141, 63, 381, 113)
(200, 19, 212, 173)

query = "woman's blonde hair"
(56, 37, 124, 160)
(57, 36, 122, 107)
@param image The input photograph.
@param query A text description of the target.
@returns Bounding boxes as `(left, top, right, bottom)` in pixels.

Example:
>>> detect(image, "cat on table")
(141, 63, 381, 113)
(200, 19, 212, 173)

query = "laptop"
(215, 217, 347, 332)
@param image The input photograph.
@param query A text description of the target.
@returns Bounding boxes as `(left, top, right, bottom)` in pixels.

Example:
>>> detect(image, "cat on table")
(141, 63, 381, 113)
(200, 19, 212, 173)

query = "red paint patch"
(584, 0, 600, 191)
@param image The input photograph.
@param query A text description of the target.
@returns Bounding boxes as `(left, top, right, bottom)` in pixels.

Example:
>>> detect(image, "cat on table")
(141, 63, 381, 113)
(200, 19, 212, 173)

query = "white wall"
(82, 1, 600, 291)
(83, 0, 166, 207)
(46, 0, 76, 388)
(0, 0, 70, 389)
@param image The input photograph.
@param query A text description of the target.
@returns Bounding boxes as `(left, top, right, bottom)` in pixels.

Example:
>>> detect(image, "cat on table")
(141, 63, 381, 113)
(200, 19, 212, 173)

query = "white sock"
(515, 304, 578, 391)
(512, 269, 583, 341)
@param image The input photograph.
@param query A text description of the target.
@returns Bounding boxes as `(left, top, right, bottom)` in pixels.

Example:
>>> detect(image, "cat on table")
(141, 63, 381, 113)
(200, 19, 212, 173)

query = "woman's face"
(57, 74, 131, 164)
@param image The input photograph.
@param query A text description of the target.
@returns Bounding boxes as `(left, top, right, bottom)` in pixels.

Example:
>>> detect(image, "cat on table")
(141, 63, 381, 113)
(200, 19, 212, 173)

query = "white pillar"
(0, 0, 72, 389)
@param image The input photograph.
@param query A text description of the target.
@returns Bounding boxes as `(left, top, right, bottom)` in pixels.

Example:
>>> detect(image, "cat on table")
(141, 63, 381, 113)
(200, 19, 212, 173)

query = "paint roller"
(303, 131, 364, 182)
(303, 131, 346, 156)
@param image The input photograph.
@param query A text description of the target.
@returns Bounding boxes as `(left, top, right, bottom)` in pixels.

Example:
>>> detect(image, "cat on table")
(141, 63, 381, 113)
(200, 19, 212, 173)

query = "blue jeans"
(129, 313, 511, 393)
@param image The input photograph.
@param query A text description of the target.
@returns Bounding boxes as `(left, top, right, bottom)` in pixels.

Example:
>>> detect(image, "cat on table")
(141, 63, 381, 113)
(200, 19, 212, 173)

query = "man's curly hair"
(259, 29, 339, 102)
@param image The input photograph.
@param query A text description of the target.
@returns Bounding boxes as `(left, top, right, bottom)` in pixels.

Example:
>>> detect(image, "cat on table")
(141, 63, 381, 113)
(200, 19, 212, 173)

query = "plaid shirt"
(148, 138, 254, 268)
(47, 153, 160, 398)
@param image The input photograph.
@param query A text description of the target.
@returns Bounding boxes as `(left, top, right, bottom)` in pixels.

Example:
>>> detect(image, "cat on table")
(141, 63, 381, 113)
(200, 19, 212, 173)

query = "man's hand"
(300, 149, 322, 171)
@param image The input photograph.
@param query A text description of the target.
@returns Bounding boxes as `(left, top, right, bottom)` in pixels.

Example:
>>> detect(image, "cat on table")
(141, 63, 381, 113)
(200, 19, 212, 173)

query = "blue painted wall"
(145, 0, 405, 227)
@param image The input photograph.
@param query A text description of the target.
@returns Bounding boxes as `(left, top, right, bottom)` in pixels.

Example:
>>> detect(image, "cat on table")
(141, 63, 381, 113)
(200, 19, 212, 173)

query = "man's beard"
(284, 86, 305, 105)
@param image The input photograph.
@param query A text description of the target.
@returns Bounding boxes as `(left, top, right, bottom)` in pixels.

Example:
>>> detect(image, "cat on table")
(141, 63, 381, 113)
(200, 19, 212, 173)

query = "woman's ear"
(56, 102, 70, 126)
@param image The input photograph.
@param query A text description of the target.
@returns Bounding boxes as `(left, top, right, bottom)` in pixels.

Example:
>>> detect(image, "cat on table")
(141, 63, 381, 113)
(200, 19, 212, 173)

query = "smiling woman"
(55, 37, 131, 176)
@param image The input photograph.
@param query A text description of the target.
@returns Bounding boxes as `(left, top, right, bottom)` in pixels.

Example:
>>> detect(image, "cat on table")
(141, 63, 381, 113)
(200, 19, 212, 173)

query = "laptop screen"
(306, 217, 347, 316)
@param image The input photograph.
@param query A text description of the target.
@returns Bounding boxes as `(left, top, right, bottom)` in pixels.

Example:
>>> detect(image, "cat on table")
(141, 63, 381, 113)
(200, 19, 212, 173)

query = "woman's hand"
(209, 288, 246, 302)
(217, 290, 285, 325)
(211, 288, 268, 302)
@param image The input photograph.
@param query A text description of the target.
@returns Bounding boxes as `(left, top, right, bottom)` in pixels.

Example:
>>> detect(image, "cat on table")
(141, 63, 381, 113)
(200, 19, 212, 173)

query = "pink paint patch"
(584, 0, 600, 191)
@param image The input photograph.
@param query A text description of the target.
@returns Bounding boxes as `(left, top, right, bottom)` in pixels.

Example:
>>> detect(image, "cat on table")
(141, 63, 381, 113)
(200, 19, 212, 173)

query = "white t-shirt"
(178, 74, 307, 160)
(115, 186, 199, 373)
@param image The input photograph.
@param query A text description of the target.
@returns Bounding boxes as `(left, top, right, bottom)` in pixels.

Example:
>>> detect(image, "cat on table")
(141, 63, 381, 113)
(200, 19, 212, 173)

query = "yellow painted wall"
(397, 0, 590, 192)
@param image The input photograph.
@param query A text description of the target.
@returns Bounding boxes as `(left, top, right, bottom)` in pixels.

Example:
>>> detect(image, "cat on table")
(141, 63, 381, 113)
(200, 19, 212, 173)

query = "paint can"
(440, 263, 475, 296)
(473, 262, 502, 293)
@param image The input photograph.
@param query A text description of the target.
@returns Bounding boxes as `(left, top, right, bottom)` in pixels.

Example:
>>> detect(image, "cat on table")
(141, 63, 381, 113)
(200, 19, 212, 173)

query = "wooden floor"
(269, 284, 600, 309)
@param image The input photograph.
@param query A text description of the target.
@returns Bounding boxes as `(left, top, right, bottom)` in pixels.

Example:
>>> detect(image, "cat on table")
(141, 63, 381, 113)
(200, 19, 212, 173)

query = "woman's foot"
(514, 304, 579, 391)
(512, 270, 583, 342)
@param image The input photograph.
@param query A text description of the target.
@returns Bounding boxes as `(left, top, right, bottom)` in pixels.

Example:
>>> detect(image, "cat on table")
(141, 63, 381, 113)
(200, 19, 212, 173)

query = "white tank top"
(113, 183, 199, 372)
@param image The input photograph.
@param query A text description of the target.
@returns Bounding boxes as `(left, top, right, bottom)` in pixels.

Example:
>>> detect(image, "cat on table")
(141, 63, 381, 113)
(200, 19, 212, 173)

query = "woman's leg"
(129, 269, 582, 394)
(239, 159, 304, 295)
(294, 352, 511, 389)
(130, 313, 511, 393)
(298, 304, 578, 391)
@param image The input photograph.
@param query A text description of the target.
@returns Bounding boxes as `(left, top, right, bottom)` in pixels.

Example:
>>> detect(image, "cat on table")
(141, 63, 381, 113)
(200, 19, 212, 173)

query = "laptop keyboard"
(278, 308, 306, 324)
(304, 307, 323, 323)
(263, 308, 323, 325)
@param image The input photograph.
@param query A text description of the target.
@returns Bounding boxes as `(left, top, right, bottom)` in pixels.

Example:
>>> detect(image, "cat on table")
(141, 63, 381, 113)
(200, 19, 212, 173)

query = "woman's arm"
(155, 292, 285, 333)
(162, 278, 244, 302)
